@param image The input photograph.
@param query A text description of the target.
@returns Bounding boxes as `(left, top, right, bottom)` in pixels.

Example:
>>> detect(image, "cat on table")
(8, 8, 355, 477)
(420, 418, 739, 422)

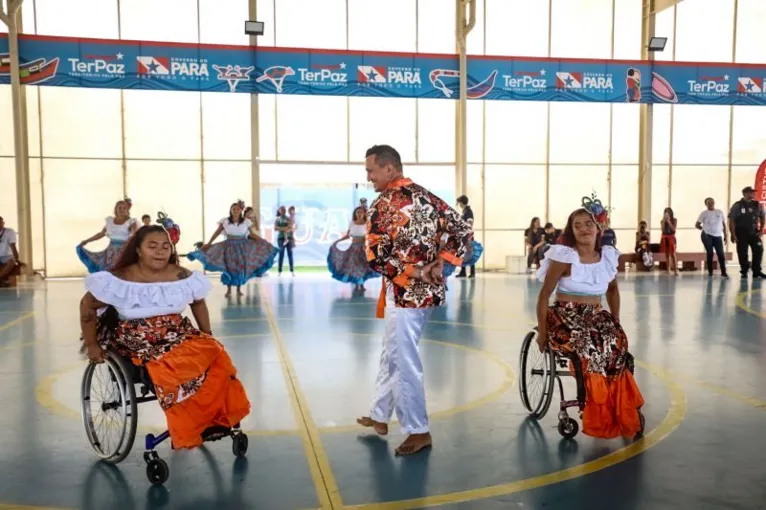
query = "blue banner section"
(1, 34, 765, 105)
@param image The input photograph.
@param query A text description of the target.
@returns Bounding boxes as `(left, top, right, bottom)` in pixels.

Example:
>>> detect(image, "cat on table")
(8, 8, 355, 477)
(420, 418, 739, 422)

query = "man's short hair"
(704, 197, 714, 204)
(366, 144, 402, 171)
(457, 195, 469, 205)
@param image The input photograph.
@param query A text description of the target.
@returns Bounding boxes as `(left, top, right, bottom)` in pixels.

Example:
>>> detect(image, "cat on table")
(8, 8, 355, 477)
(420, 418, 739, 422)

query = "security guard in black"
(728, 186, 766, 278)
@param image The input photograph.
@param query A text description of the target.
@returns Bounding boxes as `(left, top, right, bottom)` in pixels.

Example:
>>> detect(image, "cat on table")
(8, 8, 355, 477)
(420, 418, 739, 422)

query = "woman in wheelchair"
(79, 225, 251, 450)
(535, 204, 644, 440)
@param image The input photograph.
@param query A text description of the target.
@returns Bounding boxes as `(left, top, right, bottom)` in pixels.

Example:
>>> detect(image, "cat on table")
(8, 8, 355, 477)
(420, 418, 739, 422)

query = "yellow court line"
(345, 359, 688, 510)
(0, 311, 34, 332)
(260, 284, 344, 510)
(734, 288, 766, 319)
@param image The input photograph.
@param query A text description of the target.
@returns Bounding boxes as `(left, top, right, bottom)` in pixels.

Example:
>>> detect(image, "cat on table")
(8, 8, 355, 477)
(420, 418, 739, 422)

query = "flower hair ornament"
(123, 197, 133, 211)
(156, 211, 181, 245)
(581, 192, 611, 229)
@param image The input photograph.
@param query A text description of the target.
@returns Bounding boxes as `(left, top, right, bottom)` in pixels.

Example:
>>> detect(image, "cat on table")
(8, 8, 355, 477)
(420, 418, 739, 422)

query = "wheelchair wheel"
(81, 351, 138, 464)
(518, 328, 555, 419)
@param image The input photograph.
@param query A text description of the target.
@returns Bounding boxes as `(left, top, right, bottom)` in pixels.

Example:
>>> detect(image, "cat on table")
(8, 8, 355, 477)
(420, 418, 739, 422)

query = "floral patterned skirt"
(443, 240, 484, 277)
(546, 301, 644, 439)
(187, 237, 278, 286)
(76, 239, 126, 273)
(110, 314, 251, 449)
(327, 239, 380, 285)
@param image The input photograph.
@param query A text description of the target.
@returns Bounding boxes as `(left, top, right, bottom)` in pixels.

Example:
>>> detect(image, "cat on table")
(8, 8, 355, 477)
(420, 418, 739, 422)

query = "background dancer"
(356, 144, 472, 456)
(444, 195, 483, 278)
(328, 206, 379, 291)
(76, 199, 137, 273)
(274, 206, 295, 276)
(188, 202, 277, 297)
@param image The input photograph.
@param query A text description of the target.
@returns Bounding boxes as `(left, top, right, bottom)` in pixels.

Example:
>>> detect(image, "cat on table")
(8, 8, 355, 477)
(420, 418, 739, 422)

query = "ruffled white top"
(536, 244, 619, 296)
(84, 270, 212, 320)
(349, 222, 366, 237)
(219, 217, 252, 238)
(105, 216, 136, 242)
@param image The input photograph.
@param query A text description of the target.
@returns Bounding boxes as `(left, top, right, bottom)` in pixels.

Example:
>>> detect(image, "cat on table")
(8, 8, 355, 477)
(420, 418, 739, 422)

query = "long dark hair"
(96, 225, 178, 342)
(558, 208, 602, 250)
(228, 202, 244, 225)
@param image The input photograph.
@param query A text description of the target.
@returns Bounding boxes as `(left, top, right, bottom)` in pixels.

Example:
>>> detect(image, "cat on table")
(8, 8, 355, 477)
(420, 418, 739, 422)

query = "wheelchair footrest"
(202, 425, 232, 442)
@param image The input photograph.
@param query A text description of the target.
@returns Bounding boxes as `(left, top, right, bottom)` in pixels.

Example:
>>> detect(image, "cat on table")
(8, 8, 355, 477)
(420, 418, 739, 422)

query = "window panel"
(609, 165, 639, 229)
(670, 166, 729, 224)
(736, 0, 766, 63)
(549, 103, 610, 164)
(349, 97, 416, 163)
(21, 0, 36, 34)
(276, 95, 347, 161)
(203, 162, 252, 238)
(484, 231, 525, 265)
(731, 106, 766, 165)
(675, 0, 734, 62)
(405, 166, 456, 205)
(202, 93, 251, 160)
(348, 0, 416, 52)
(730, 166, 756, 212)
(467, 164, 483, 230)
(613, 0, 642, 60)
(485, 101, 547, 164)
(275, 0, 346, 49)
(0, 85, 13, 157)
(35, 0, 118, 38)
(611, 104, 640, 164)
(549, 165, 609, 227)
(485, 165, 546, 229)
(0, 158, 18, 227)
(467, 101, 483, 164)
(486, 0, 549, 57)
(418, 0, 456, 54)
(120, 0, 199, 43)
(612, 229, 636, 255)
(551, 0, 612, 59)
(25, 87, 41, 158)
(261, 163, 364, 185)
(40, 87, 122, 158)
(672, 105, 730, 165)
(199, 0, 249, 45)
(124, 90, 202, 160)
(42, 159, 123, 277)
(258, 94, 277, 161)
(674, 228, 701, 254)
(650, 165, 670, 227)
(256, 0, 276, 47)
(466, 0, 485, 55)
(654, 7, 676, 62)
(417, 99, 455, 163)
(125, 161, 203, 259)
(652, 104, 672, 164)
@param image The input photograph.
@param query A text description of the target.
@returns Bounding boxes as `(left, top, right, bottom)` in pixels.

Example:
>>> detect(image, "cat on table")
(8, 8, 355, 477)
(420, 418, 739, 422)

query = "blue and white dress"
(76, 216, 136, 273)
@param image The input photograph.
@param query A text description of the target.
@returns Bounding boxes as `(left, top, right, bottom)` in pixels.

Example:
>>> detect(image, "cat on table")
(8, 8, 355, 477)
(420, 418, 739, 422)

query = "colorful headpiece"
(581, 193, 610, 228)
(123, 197, 133, 210)
(237, 199, 246, 210)
(156, 211, 181, 245)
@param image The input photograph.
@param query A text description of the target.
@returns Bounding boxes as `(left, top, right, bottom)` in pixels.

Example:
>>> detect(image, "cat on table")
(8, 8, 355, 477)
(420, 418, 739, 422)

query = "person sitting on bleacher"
(0, 216, 25, 287)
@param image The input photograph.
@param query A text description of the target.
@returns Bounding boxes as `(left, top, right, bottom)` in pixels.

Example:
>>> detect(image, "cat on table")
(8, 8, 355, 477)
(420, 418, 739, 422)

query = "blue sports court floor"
(0, 272, 763, 509)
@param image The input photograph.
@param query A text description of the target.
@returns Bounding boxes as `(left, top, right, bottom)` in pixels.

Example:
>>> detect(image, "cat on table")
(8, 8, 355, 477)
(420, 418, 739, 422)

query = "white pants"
(369, 286, 433, 435)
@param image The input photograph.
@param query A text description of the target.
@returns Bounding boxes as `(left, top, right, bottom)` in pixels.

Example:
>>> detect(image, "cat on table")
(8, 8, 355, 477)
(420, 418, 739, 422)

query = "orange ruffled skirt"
(112, 314, 251, 449)
(546, 301, 644, 439)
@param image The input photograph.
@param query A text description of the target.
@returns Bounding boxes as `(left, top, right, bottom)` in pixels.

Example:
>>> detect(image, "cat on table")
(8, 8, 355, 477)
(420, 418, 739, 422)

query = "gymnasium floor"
(0, 271, 764, 510)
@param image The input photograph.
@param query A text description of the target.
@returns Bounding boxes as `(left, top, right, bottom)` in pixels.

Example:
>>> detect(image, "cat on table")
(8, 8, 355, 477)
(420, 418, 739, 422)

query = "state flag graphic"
(555, 71, 582, 89)
(137, 56, 170, 75)
(737, 77, 762, 93)
(358, 65, 387, 84)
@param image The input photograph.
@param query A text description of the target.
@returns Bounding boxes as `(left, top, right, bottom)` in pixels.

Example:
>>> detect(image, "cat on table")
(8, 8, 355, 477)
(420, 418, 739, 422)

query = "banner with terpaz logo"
(1, 33, 765, 106)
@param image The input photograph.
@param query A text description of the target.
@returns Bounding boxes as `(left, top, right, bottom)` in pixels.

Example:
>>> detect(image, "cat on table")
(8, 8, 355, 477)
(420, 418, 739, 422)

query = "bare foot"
(237, 287, 244, 296)
(395, 433, 432, 456)
(356, 416, 388, 435)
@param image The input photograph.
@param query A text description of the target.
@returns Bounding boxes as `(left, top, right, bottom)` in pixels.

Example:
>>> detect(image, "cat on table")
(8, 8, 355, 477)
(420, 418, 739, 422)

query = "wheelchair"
(80, 350, 249, 485)
(518, 327, 644, 440)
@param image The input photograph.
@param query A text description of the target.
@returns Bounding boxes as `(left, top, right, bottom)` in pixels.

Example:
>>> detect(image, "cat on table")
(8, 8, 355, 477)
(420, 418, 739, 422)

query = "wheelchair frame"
(518, 327, 644, 440)
(80, 350, 248, 485)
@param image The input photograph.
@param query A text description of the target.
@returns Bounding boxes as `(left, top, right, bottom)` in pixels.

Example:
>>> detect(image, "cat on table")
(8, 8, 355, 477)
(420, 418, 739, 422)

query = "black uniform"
(729, 198, 765, 276)
(457, 206, 475, 277)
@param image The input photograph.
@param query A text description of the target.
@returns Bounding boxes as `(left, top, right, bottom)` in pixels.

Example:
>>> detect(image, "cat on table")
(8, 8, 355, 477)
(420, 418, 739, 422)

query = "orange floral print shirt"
(365, 177, 473, 315)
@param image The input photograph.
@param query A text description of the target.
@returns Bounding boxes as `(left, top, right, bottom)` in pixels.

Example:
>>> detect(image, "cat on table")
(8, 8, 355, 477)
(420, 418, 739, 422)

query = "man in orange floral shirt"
(356, 144, 473, 455)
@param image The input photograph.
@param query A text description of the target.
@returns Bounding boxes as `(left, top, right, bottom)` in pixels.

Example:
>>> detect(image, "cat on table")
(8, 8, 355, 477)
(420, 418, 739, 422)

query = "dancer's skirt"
(327, 240, 380, 285)
(76, 239, 126, 273)
(443, 240, 484, 277)
(546, 301, 644, 439)
(187, 237, 278, 286)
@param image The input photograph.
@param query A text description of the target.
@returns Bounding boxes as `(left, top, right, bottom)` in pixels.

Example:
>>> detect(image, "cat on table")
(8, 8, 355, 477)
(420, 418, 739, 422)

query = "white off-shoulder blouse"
(84, 270, 212, 320)
(536, 244, 619, 296)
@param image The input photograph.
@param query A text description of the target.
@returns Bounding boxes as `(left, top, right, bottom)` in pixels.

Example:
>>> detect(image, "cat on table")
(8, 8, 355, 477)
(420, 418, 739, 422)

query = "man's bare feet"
(395, 433, 432, 456)
(356, 416, 388, 435)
